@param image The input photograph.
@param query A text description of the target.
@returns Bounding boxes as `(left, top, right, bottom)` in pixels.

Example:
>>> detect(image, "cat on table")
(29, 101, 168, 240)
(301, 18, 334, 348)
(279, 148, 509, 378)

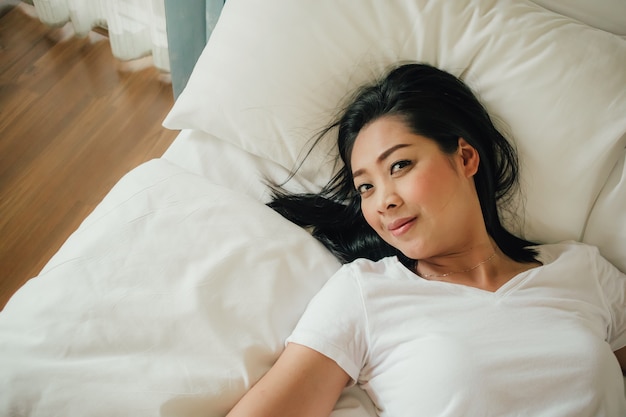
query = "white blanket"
(0, 159, 376, 417)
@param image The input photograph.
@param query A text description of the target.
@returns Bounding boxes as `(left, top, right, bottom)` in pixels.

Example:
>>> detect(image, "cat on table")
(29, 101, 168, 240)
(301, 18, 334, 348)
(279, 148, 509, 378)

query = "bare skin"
(226, 343, 350, 417)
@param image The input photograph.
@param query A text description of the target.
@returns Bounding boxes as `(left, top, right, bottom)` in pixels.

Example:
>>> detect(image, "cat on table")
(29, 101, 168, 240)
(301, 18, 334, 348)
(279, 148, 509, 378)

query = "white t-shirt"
(287, 242, 626, 416)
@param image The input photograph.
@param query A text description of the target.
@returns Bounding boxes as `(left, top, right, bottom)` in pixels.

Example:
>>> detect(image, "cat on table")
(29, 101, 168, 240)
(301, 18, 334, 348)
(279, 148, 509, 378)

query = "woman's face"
(350, 116, 483, 260)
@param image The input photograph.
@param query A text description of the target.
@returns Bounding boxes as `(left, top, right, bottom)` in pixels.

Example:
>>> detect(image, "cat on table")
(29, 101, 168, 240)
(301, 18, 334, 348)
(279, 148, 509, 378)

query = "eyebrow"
(352, 143, 411, 178)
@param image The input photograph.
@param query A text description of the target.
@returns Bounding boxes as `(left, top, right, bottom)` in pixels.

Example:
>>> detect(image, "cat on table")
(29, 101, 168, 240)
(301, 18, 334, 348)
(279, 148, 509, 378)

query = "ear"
(457, 138, 479, 177)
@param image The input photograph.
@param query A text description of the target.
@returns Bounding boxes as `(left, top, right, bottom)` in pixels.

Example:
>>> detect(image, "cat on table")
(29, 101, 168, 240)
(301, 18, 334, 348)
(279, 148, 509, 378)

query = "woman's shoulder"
(314, 258, 404, 306)
(343, 256, 411, 280)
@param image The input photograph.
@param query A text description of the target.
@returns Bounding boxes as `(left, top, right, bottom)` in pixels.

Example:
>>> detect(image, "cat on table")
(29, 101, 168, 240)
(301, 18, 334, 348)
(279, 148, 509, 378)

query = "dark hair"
(269, 63, 537, 266)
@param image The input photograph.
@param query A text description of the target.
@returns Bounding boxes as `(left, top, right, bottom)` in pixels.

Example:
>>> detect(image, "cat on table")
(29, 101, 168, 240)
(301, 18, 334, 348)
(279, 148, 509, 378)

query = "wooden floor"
(0, 5, 179, 309)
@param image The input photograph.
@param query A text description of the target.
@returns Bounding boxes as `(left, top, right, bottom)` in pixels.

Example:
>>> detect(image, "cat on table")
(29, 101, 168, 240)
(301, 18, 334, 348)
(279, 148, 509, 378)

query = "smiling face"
(350, 116, 486, 261)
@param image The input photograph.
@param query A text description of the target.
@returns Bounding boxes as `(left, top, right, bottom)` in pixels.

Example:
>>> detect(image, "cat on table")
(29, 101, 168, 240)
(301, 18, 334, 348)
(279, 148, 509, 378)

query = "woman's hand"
(226, 343, 351, 417)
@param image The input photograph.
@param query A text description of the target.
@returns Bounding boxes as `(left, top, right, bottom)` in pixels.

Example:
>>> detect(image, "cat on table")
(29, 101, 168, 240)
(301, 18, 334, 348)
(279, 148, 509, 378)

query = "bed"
(1, 0, 625, 415)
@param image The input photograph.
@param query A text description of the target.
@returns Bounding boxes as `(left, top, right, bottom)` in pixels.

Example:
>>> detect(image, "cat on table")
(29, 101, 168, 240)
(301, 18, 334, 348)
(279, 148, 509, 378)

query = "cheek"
(359, 200, 381, 231)
(407, 165, 457, 208)
(404, 180, 434, 205)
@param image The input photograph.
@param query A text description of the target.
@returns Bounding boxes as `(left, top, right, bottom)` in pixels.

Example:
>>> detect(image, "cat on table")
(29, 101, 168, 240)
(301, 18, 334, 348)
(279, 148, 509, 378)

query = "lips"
(387, 217, 417, 236)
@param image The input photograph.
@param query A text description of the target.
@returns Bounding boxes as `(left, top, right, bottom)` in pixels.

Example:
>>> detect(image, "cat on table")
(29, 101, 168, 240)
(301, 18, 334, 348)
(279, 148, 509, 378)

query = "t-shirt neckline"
(389, 246, 550, 296)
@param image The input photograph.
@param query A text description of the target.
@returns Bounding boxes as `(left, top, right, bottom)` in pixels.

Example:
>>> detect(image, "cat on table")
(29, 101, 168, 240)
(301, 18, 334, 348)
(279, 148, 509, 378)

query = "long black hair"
(269, 63, 537, 266)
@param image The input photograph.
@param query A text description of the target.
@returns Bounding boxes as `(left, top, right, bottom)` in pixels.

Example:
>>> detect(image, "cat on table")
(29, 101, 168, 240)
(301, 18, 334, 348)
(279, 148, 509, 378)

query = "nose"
(377, 184, 401, 213)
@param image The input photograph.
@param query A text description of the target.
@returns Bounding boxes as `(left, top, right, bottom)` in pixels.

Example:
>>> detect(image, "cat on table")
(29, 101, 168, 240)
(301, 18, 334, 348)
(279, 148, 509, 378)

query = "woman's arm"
(226, 342, 351, 417)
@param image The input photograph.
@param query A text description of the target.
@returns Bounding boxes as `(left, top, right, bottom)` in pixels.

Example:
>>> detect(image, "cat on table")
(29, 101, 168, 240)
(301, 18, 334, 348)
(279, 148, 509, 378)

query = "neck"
(416, 247, 497, 279)
(415, 246, 541, 292)
(418, 251, 497, 278)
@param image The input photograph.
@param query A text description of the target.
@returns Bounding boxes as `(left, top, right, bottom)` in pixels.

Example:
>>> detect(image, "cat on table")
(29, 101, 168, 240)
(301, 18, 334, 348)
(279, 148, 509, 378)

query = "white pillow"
(162, 129, 321, 203)
(582, 151, 626, 272)
(529, 0, 626, 35)
(0, 159, 376, 416)
(164, 0, 626, 269)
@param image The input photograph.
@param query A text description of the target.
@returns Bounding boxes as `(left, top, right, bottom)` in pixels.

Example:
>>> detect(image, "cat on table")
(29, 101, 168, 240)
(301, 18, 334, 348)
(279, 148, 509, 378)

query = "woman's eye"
(391, 160, 412, 174)
(356, 183, 373, 195)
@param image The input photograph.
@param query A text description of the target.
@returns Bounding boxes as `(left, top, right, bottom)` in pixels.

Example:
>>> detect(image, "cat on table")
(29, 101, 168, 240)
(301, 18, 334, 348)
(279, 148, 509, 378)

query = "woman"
(227, 64, 626, 416)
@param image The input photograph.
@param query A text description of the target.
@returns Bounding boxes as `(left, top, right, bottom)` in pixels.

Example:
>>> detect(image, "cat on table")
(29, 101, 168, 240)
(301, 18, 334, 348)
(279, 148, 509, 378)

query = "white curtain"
(32, 0, 170, 72)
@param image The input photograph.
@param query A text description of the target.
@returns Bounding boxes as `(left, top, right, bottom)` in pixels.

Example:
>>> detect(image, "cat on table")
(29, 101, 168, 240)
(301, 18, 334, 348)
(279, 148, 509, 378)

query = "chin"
(395, 245, 425, 261)
(382, 235, 426, 260)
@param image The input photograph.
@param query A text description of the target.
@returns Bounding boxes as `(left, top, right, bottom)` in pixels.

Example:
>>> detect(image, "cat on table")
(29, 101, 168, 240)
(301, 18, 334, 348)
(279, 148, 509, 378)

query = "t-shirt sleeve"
(286, 264, 369, 384)
(592, 247, 626, 351)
